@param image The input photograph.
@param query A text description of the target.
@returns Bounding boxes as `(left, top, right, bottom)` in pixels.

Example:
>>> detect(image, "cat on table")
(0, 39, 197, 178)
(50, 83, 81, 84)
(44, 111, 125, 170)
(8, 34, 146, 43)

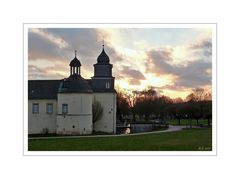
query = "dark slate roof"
(58, 74, 93, 93)
(28, 80, 61, 99)
(97, 48, 110, 64)
(70, 57, 81, 67)
(29, 77, 115, 99)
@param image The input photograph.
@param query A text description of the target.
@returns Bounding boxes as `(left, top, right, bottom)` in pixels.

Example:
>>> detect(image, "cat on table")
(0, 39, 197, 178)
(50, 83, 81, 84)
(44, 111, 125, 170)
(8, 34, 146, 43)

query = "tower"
(57, 51, 93, 135)
(91, 44, 116, 133)
(69, 50, 81, 77)
(91, 44, 115, 92)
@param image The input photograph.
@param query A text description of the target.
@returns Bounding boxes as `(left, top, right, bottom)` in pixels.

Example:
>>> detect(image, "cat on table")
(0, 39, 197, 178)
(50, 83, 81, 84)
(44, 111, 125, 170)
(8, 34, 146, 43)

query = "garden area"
(28, 127, 212, 151)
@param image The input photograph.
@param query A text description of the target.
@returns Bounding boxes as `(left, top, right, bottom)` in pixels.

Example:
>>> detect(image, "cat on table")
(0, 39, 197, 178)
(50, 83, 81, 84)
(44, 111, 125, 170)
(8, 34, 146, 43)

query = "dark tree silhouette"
(116, 90, 130, 122)
(116, 87, 212, 126)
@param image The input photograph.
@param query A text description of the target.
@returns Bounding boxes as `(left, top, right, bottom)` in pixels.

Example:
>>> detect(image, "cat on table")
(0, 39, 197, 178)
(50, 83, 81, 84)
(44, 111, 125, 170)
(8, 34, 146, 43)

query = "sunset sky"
(28, 27, 212, 99)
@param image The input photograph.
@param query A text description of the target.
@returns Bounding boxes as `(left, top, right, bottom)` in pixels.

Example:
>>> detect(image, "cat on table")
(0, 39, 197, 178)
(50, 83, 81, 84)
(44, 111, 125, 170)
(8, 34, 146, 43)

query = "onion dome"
(97, 45, 110, 63)
(70, 50, 81, 67)
(69, 50, 81, 76)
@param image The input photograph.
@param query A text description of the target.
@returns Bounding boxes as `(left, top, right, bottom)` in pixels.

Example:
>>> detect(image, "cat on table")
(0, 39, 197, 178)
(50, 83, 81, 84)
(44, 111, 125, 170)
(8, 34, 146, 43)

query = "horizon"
(28, 27, 212, 99)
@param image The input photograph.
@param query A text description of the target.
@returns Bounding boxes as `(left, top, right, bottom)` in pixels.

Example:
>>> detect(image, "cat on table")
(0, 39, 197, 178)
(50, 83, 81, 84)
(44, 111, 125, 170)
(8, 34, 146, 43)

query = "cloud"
(28, 65, 66, 80)
(28, 31, 67, 61)
(145, 40, 212, 89)
(28, 28, 124, 79)
(189, 39, 212, 49)
(28, 28, 212, 97)
(42, 28, 124, 63)
(145, 48, 174, 74)
(189, 38, 212, 58)
(174, 60, 211, 87)
(120, 66, 146, 85)
(29, 28, 69, 48)
(154, 84, 186, 91)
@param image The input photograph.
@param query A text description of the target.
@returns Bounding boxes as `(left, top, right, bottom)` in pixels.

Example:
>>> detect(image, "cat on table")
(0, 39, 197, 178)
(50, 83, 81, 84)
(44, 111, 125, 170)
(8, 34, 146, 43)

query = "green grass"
(28, 128, 212, 151)
(167, 119, 210, 126)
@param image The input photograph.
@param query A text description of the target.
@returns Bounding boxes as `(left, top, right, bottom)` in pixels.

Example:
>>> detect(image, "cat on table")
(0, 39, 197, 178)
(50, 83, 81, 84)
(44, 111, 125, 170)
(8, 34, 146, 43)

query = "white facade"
(28, 99, 57, 134)
(28, 92, 116, 135)
(56, 93, 93, 135)
(93, 93, 116, 133)
(28, 46, 116, 135)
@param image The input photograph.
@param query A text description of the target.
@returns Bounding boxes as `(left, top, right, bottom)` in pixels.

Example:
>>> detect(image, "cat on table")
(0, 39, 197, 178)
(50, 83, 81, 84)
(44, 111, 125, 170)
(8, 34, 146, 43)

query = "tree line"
(116, 87, 212, 127)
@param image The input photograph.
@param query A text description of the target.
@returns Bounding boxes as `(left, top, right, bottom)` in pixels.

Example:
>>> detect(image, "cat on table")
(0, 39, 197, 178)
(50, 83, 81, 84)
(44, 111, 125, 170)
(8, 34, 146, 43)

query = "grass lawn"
(28, 128, 212, 151)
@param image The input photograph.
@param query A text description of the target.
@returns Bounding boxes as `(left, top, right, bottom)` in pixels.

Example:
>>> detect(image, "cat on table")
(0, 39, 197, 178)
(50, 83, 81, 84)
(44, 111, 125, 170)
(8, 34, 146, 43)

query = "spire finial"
(75, 50, 77, 57)
(102, 36, 104, 49)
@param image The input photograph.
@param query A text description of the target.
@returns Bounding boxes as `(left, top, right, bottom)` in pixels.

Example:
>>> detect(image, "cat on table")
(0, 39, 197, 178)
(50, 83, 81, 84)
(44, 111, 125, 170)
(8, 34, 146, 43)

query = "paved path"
(29, 125, 184, 140)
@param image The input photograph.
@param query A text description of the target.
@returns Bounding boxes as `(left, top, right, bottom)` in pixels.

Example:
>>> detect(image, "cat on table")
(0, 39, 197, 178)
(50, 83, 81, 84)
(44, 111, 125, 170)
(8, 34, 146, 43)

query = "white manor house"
(28, 45, 116, 135)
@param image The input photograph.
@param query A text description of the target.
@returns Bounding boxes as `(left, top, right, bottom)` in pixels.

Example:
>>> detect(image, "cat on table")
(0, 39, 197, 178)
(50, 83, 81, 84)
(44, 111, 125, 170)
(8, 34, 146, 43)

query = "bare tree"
(92, 99, 103, 123)
(204, 92, 212, 101)
(186, 88, 206, 102)
(124, 90, 139, 122)
(192, 88, 205, 101)
(116, 89, 130, 122)
(173, 97, 184, 103)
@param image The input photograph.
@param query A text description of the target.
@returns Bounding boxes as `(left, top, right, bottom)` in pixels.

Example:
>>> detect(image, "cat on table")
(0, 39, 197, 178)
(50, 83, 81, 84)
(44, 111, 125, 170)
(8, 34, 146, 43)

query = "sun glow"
(116, 73, 175, 91)
(115, 79, 132, 90)
(162, 89, 190, 99)
(143, 73, 173, 87)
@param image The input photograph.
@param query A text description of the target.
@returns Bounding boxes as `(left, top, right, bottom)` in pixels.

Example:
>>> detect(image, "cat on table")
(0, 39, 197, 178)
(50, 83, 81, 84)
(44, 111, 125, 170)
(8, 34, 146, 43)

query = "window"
(32, 103, 39, 114)
(106, 82, 110, 89)
(46, 103, 53, 114)
(62, 104, 68, 114)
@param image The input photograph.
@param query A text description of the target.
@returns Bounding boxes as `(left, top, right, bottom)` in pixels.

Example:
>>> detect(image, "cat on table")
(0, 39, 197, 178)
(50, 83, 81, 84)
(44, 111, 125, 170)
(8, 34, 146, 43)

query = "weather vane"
(75, 49, 77, 57)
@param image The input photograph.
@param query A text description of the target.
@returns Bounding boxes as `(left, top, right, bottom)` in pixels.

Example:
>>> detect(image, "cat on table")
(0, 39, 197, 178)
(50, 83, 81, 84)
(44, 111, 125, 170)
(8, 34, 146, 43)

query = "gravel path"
(28, 125, 184, 140)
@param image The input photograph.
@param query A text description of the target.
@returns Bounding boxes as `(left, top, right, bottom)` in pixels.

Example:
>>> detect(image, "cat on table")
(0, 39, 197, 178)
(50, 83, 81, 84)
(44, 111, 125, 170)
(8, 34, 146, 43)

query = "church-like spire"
(92, 43, 114, 91)
(102, 38, 104, 49)
(97, 42, 109, 63)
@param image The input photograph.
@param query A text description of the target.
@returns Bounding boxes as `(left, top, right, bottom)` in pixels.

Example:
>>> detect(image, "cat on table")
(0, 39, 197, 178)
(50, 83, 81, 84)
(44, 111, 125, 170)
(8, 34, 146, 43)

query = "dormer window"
(106, 82, 110, 89)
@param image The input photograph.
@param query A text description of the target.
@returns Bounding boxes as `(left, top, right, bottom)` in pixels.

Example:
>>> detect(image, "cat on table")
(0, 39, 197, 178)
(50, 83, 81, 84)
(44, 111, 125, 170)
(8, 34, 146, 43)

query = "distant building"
(28, 45, 116, 135)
